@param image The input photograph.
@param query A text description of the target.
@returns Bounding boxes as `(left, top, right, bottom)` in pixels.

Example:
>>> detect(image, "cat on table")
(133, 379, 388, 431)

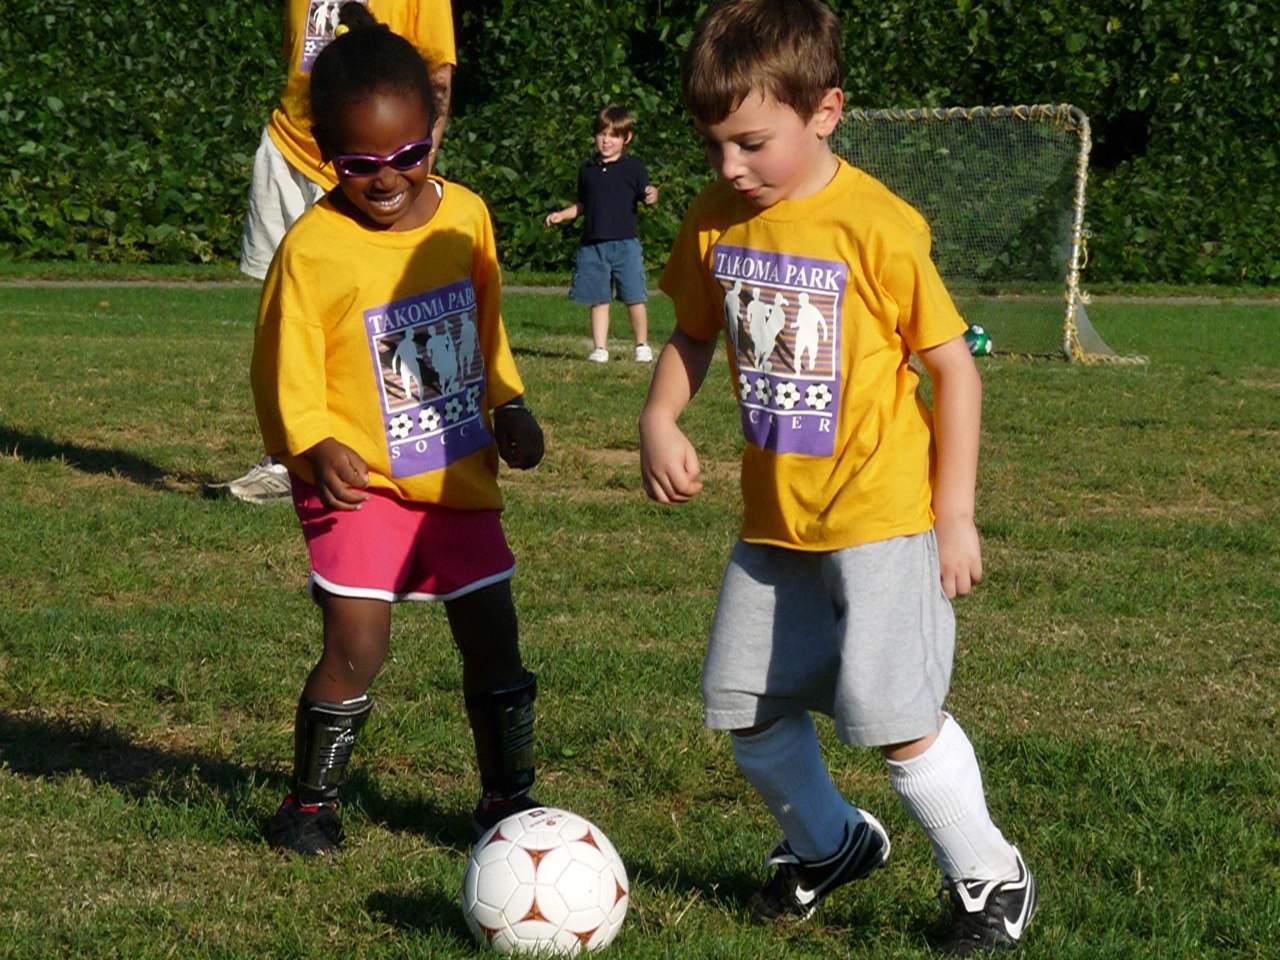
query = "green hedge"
(2, 0, 1276, 284)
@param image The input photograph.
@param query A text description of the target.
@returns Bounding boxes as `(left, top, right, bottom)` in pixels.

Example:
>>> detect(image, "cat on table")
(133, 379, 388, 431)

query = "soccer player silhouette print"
(793, 292, 829, 371)
(723, 277, 745, 352)
(424, 324, 460, 396)
(391, 332, 425, 402)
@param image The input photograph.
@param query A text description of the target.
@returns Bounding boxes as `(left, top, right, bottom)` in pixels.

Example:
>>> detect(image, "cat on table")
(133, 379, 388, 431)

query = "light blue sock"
(731, 712, 860, 860)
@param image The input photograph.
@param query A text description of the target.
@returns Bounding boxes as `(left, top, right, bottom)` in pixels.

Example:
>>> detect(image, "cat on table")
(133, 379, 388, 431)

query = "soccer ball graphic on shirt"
(461, 807, 629, 954)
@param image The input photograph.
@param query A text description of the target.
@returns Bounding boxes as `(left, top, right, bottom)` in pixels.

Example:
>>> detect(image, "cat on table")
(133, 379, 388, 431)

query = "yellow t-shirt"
(266, 0, 457, 189)
(251, 179, 524, 510)
(660, 159, 968, 551)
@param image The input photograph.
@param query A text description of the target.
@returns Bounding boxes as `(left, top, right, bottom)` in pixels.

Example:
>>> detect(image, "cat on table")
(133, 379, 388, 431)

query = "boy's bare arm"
(917, 335, 983, 598)
(544, 203, 580, 227)
(638, 330, 718, 504)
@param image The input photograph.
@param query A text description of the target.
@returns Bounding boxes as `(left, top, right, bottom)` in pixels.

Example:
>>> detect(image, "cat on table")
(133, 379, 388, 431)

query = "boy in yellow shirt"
(639, 1, 1036, 953)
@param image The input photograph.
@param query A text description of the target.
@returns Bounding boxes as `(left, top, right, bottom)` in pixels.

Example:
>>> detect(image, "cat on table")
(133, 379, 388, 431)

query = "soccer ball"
(461, 807, 629, 954)
(964, 323, 994, 356)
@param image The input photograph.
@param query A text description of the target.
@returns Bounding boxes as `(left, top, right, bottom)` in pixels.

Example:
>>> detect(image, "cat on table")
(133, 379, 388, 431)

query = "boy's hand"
(544, 211, 567, 227)
(934, 513, 983, 598)
(493, 400, 545, 469)
(303, 437, 369, 511)
(643, 185, 659, 206)
(639, 415, 703, 504)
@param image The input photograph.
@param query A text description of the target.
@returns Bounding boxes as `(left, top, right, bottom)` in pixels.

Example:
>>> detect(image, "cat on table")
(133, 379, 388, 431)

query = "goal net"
(830, 103, 1142, 363)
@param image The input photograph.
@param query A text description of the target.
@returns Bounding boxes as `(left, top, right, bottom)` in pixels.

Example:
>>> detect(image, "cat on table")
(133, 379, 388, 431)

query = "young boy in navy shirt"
(545, 105, 659, 363)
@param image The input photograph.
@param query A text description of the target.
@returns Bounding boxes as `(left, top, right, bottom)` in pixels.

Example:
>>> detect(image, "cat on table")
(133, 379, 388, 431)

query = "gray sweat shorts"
(702, 531, 955, 746)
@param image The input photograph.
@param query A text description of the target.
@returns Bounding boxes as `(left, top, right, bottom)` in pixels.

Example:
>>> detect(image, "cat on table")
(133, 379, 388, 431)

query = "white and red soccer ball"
(461, 807, 629, 954)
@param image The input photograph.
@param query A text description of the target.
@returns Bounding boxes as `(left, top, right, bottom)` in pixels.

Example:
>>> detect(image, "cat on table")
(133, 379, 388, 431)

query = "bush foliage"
(2, 0, 1275, 284)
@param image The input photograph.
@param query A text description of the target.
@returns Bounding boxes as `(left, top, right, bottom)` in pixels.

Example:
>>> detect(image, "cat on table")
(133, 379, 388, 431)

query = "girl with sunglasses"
(250, 3, 546, 857)
(218, 0, 455, 504)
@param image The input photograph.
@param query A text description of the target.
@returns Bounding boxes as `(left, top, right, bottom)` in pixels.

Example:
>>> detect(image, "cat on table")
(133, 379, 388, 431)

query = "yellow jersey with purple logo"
(661, 160, 968, 550)
(266, 0, 456, 189)
(251, 179, 523, 510)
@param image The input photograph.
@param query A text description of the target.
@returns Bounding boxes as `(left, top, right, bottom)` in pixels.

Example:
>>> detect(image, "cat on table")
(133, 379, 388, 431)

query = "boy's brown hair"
(681, 0, 843, 126)
(594, 105, 636, 137)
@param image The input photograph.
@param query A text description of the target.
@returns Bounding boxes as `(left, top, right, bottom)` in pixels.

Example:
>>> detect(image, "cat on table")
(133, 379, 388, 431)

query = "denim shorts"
(569, 238, 648, 306)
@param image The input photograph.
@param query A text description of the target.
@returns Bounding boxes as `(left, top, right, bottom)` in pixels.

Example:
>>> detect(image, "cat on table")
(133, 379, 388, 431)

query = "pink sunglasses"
(331, 137, 433, 178)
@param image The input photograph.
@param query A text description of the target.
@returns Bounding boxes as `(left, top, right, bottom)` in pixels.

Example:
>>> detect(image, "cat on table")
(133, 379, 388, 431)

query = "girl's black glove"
(492, 399, 544, 469)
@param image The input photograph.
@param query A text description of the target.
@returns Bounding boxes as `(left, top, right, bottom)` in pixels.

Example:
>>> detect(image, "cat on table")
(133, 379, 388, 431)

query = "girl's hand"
(639, 415, 702, 504)
(934, 513, 983, 598)
(493, 400, 545, 469)
(303, 438, 370, 511)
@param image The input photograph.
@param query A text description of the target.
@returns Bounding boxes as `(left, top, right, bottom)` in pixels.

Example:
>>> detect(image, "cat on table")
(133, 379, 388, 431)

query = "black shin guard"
(292, 695, 374, 805)
(465, 672, 537, 802)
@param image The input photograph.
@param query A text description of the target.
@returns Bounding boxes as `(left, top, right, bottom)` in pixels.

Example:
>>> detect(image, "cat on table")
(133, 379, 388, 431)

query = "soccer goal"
(831, 103, 1142, 363)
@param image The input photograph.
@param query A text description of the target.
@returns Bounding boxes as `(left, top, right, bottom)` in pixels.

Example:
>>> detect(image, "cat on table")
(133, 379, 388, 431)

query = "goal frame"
(835, 103, 1144, 364)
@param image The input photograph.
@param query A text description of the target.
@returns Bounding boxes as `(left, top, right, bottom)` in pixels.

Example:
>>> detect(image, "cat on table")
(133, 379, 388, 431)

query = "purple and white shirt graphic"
(365, 279, 492, 478)
(300, 0, 369, 73)
(713, 244, 846, 457)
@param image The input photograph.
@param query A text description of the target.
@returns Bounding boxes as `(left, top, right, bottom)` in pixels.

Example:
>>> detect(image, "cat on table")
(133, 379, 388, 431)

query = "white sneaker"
(634, 343, 654, 363)
(586, 347, 609, 363)
(207, 459, 292, 504)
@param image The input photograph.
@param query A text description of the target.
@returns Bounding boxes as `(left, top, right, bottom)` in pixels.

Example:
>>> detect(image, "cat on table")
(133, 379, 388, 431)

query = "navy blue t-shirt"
(576, 153, 650, 243)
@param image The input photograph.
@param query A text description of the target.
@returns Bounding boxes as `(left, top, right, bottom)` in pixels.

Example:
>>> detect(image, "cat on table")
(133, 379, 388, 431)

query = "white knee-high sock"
(731, 713, 857, 861)
(887, 714, 1020, 882)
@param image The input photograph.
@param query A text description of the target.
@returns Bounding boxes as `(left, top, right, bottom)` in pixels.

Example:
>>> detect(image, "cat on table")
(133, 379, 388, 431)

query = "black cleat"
(267, 794, 343, 857)
(469, 793, 542, 842)
(748, 809, 891, 922)
(935, 848, 1037, 955)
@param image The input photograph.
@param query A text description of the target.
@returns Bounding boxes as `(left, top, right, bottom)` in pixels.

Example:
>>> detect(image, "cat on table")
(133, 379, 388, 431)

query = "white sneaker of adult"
(207, 459, 292, 504)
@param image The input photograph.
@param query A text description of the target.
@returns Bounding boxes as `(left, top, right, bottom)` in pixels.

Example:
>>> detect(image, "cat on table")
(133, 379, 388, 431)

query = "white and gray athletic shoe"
(748, 808, 891, 922)
(937, 847, 1038, 955)
(207, 458, 292, 504)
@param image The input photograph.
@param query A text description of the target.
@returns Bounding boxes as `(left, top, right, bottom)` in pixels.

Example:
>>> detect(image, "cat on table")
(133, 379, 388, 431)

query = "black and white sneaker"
(936, 848, 1037, 955)
(266, 794, 343, 856)
(748, 808, 891, 922)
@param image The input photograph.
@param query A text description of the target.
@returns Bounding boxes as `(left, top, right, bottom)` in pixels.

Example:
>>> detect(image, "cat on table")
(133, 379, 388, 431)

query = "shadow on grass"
(510, 345, 582, 361)
(366, 888, 474, 946)
(619, 852, 936, 947)
(0, 425, 212, 493)
(0, 711, 475, 852)
(0, 710, 279, 798)
(346, 767, 476, 850)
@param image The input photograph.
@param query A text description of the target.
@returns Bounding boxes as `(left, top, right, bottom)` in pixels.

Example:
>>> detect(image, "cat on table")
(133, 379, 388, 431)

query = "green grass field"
(0, 281, 1277, 958)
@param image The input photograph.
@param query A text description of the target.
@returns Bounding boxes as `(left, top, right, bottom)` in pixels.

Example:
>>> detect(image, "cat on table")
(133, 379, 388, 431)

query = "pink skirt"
(290, 476, 515, 602)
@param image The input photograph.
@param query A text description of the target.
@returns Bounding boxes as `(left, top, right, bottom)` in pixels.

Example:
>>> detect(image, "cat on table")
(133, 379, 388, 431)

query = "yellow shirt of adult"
(661, 159, 968, 551)
(266, 0, 457, 190)
(251, 180, 524, 511)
